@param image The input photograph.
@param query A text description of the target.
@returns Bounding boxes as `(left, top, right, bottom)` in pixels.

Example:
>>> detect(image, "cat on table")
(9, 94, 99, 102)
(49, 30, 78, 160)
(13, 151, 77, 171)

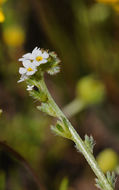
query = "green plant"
(18, 47, 116, 190)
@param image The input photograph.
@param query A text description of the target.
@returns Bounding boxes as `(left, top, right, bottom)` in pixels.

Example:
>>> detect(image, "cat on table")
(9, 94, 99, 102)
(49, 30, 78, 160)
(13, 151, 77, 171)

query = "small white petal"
(42, 52, 49, 59)
(27, 85, 34, 91)
(35, 51, 42, 57)
(18, 74, 28, 83)
(26, 70, 36, 76)
(33, 61, 41, 66)
(18, 78, 24, 83)
(39, 59, 47, 64)
(32, 47, 38, 54)
(19, 67, 26, 74)
(32, 47, 41, 56)
(23, 53, 32, 58)
(19, 58, 24, 61)
(23, 60, 35, 68)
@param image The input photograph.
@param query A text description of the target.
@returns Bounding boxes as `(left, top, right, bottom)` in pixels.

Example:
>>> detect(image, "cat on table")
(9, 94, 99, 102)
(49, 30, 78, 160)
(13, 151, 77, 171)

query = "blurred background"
(1, 0, 119, 189)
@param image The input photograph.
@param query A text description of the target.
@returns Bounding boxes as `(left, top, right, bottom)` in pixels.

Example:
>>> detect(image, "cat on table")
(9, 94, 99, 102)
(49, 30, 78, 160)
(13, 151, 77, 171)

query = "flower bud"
(96, 148, 119, 173)
(76, 75, 105, 105)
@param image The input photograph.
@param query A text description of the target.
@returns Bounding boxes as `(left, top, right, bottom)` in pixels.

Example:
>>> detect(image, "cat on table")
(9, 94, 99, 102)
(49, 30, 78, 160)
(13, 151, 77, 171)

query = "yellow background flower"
(96, 0, 119, 3)
(96, 149, 119, 173)
(0, 9, 5, 23)
(3, 26, 25, 47)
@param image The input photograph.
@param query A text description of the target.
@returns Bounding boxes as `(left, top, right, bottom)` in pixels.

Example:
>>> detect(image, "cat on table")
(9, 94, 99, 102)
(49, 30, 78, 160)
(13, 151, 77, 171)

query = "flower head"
(18, 60, 37, 83)
(18, 47, 60, 83)
(19, 60, 37, 76)
(32, 47, 49, 66)
(19, 47, 49, 67)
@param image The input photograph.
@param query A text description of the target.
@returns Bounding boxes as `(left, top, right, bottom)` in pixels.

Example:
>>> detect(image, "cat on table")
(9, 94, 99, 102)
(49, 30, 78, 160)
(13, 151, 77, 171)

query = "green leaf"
(51, 120, 71, 139)
(106, 171, 116, 188)
(95, 178, 104, 190)
(37, 103, 57, 117)
(51, 125, 64, 137)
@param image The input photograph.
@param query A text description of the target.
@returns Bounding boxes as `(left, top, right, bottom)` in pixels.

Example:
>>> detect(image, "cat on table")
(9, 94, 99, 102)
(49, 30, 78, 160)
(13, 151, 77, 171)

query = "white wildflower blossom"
(19, 60, 37, 76)
(18, 47, 58, 83)
(32, 47, 49, 66)
(26, 85, 34, 91)
(19, 47, 49, 67)
(19, 53, 34, 62)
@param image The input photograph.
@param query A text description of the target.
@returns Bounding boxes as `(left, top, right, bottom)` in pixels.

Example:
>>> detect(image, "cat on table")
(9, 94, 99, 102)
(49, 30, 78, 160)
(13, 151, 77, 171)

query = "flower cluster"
(18, 47, 49, 83)
(18, 47, 60, 83)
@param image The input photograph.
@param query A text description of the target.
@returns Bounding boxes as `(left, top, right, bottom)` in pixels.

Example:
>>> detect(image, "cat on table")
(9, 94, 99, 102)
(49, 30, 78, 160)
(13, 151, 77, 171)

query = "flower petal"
(32, 47, 41, 56)
(23, 53, 32, 58)
(27, 85, 34, 91)
(42, 52, 49, 59)
(33, 61, 41, 66)
(19, 58, 24, 62)
(19, 67, 26, 74)
(32, 47, 38, 54)
(23, 60, 32, 68)
(17, 74, 28, 83)
(26, 69, 37, 76)
(39, 59, 47, 64)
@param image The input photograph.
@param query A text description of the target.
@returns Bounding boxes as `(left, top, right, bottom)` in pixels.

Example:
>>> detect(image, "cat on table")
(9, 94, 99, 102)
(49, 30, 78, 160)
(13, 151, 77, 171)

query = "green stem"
(62, 98, 85, 118)
(40, 77, 113, 190)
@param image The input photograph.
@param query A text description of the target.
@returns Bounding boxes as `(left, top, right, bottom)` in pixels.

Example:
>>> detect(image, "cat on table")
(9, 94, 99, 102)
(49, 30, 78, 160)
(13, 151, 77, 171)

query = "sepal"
(29, 89, 48, 102)
(106, 171, 116, 189)
(40, 51, 61, 75)
(84, 135, 95, 153)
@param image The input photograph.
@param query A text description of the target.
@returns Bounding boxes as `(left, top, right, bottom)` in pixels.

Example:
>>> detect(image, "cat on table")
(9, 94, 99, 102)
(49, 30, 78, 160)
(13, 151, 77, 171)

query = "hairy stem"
(40, 77, 113, 190)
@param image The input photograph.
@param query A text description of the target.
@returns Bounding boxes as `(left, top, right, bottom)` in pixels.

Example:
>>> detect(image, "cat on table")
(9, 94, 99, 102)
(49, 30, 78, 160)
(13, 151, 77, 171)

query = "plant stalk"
(40, 77, 113, 190)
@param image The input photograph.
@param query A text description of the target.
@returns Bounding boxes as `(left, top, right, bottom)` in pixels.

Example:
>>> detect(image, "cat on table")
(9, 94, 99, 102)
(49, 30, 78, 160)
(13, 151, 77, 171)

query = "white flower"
(27, 85, 34, 91)
(32, 47, 49, 66)
(19, 53, 34, 62)
(19, 47, 49, 67)
(19, 60, 37, 76)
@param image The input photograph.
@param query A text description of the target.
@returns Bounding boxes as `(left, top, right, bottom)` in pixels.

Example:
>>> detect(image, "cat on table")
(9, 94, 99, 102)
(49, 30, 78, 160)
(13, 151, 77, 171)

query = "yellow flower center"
(27, 67, 33, 71)
(36, 56, 43, 62)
